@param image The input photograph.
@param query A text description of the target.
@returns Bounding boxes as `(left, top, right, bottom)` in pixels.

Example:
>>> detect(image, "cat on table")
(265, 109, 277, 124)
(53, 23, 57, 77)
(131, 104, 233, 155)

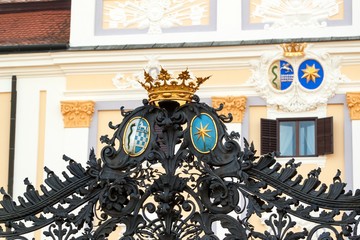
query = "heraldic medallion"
(123, 116, 150, 156)
(190, 113, 217, 153)
(269, 60, 294, 90)
(298, 58, 324, 90)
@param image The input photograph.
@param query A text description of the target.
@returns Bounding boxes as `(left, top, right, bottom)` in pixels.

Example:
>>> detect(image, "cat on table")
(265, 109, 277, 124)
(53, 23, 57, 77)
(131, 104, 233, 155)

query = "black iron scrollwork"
(1, 96, 360, 239)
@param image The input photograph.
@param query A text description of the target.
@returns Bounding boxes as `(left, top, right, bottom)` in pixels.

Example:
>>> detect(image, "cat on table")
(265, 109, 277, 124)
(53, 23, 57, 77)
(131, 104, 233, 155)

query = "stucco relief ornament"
(252, 0, 340, 29)
(105, 0, 207, 33)
(112, 56, 161, 89)
(249, 43, 349, 112)
(112, 73, 142, 89)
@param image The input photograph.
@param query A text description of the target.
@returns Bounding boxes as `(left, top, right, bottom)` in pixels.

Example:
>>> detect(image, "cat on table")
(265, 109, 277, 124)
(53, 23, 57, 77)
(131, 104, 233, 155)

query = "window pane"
(279, 121, 296, 156)
(299, 121, 315, 156)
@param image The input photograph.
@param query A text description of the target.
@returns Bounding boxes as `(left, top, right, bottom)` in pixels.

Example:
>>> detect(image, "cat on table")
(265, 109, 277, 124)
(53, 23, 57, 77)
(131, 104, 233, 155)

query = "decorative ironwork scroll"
(1, 68, 360, 239)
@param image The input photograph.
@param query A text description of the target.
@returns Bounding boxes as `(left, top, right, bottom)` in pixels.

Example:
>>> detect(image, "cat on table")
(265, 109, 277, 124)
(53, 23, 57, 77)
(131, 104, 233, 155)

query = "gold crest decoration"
(281, 42, 307, 57)
(139, 67, 210, 105)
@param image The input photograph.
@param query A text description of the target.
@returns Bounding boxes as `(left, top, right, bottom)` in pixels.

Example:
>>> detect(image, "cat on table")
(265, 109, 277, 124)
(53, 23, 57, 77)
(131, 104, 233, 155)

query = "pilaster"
(346, 92, 360, 190)
(211, 96, 246, 123)
(210, 96, 246, 236)
(60, 101, 95, 165)
(61, 101, 95, 128)
(211, 96, 247, 146)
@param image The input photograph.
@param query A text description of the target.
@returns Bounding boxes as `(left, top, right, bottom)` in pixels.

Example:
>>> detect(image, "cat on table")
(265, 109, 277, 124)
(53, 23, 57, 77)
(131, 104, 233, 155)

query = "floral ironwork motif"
(1, 96, 360, 239)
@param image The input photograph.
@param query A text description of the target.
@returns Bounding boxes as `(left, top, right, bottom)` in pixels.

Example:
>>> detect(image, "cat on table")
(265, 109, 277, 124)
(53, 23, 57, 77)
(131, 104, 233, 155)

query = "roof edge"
(0, 43, 69, 53)
(0, 0, 71, 14)
(68, 36, 360, 51)
(1, 36, 359, 54)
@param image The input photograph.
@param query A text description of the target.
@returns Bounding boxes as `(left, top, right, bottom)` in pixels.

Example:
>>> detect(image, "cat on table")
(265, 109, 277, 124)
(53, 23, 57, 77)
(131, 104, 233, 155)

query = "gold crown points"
(281, 42, 307, 57)
(140, 67, 210, 105)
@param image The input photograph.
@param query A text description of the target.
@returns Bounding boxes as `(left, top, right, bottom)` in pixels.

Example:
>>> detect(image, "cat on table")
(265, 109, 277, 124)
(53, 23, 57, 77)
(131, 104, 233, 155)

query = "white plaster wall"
(0, 77, 11, 92)
(13, 77, 41, 199)
(12, 75, 92, 196)
(62, 128, 90, 166)
(10, 76, 71, 239)
(213, 122, 242, 237)
(43, 77, 72, 178)
(13, 76, 66, 198)
(70, 0, 360, 47)
(352, 120, 360, 190)
(226, 122, 242, 145)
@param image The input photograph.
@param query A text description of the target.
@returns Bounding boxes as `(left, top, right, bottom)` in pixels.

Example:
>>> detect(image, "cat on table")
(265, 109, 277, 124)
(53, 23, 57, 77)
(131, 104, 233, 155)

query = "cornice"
(1, 40, 360, 63)
(60, 82, 360, 105)
(336, 82, 360, 93)
(62, 85, 258, 102)
(0, 0, 70, 14)
(0, 66, 65, 80)
(1, 41, 360, 76)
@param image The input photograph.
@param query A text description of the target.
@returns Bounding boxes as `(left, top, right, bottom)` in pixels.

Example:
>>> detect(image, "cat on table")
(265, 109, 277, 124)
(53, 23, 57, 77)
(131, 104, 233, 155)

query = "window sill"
(276, 156, 326, 168)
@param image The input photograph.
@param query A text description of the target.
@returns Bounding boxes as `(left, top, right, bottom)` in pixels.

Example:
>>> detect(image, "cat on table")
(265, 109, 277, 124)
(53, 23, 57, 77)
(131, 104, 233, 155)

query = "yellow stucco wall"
(67, 74, 117, 90)
(96, 109, 124, 157)
(247, 105, 267, 232)
(36, 91, 47, 189)
(0, 93, 10, 190)
(95, 109, 127, 239)
(193, 69, 251, 86)
(64, 54, 359, 94)
(65, 69, 252, 91)
(249, 105, 267, 151)
(248, 104, 345, 181)
(324, 104, 345, 182)
(247, 103, 345, 231)
(341, 65, 360, 81)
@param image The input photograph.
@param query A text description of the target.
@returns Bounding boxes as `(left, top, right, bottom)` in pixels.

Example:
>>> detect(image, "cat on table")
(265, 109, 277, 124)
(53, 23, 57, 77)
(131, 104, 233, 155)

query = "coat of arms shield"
(123, 117, 150, 156)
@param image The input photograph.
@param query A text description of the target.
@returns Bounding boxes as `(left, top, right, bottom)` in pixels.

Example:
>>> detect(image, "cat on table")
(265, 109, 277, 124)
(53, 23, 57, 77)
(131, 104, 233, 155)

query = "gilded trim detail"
(61, 101, 95, 128)
(347, 93, 360, 120)
(212, 96, 247, 123)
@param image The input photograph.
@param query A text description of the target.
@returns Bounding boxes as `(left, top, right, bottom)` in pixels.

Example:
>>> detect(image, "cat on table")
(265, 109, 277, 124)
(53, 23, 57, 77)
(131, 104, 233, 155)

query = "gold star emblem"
(195, 122, 212, 142)
(301, 64, 320, 83)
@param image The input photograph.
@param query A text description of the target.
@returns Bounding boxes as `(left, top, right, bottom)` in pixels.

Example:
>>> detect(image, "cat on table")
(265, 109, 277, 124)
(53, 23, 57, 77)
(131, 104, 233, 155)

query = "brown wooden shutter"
(260, 118, 278, 155)
(317, 117, 333, 155)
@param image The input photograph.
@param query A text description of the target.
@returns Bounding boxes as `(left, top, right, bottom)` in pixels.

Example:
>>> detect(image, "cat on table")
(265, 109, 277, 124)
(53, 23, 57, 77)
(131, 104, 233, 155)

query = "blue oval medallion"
(298, 59, 324, 90)
(123, 117, 150, 157)
(190, 113, 217, 153)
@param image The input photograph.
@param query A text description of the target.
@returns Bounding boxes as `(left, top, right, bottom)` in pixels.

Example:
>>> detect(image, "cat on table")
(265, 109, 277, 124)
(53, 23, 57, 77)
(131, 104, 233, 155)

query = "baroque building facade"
(1, 0, 360, 238)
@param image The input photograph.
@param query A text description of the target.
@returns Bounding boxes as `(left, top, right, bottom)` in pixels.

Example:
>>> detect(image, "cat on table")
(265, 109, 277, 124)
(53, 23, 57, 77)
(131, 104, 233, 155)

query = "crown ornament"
(281, 42, 307, 57)
(139, 67, 210, 105)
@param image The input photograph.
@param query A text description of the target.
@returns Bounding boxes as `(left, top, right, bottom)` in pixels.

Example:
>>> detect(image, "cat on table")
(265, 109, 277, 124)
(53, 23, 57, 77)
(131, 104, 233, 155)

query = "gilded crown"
(281, 42, 307, 57)
(139, 67, 210, 105)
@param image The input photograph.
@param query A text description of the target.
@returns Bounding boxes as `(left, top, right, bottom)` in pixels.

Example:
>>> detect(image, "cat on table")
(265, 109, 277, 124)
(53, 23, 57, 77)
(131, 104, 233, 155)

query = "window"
(261, 117, 333, 157)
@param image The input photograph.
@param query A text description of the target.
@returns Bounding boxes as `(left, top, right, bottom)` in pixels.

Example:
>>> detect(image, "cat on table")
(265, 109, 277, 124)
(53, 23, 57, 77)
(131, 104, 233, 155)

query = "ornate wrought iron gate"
(1, 69, 360, 239)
